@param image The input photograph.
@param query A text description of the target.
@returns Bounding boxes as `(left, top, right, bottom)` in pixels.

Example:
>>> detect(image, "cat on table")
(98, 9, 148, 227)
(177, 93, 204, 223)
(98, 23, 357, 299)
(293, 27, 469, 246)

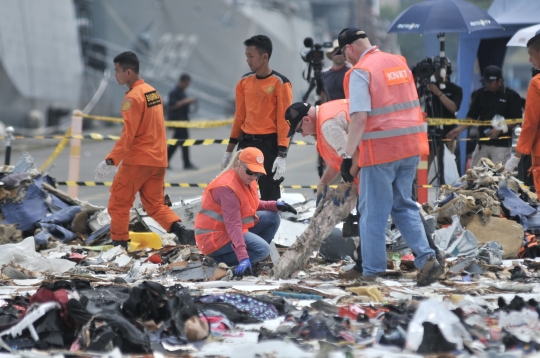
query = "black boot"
(170, 222, 196, 245)
(112, 240, 129, 249)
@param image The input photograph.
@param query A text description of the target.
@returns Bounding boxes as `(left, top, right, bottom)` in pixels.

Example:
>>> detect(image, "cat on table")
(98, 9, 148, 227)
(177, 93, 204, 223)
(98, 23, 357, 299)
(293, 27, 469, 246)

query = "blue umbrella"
(387, 0, 503, 34)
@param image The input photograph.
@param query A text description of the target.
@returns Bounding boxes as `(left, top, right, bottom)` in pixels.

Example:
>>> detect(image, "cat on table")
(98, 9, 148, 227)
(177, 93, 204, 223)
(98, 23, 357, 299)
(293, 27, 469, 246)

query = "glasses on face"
(295, 118, 304, 134)
(241, 162, 263, 178)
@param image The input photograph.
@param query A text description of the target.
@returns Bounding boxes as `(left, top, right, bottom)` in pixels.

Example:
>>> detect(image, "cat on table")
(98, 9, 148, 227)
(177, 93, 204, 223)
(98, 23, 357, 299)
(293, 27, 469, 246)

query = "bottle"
(392, 253, 401, 271)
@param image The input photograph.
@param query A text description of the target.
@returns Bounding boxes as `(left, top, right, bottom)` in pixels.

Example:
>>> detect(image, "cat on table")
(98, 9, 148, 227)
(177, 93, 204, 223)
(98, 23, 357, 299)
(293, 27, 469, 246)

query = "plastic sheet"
(0, 237, 75, 274)
(406, 298, 470, 352)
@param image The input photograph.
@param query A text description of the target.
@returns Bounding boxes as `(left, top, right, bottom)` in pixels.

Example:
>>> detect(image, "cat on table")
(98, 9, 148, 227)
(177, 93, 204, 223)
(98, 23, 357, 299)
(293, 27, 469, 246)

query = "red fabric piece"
(147, 254, 162, 264)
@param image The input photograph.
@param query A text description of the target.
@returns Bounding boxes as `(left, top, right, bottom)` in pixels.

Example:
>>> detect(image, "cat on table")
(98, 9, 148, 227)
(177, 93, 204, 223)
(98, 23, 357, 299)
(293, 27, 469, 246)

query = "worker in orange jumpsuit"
(94, 51, 194, 248)
(505, 30, 540, 191)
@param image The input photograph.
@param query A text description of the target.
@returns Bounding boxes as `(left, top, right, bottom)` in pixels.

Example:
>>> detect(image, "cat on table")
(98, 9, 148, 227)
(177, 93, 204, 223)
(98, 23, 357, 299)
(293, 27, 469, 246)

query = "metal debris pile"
(0, 155, 539, 356)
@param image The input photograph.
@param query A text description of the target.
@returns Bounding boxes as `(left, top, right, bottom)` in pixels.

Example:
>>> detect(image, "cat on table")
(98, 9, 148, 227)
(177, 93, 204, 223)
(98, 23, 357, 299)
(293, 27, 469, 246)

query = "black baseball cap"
(334, 27, 367, 55)
(527, 29, 540, 47)
(482, 65, 502, 82)
(285, 102, 311, 137)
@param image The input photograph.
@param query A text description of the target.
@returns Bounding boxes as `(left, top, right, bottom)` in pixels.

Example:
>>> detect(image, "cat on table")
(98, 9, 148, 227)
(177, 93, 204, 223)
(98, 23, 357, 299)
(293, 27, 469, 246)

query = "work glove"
(221, 152, 233, 170)
(234, 258, 252, 277)
(272, 157, 286, 180)
(340, 158, 354, 183)
(333, 182, 352, 207)
(277, 201, 298, 215)
(316, 184, 328, 207)
(504, 154, 521, 173)
(95, 160, 114, 181)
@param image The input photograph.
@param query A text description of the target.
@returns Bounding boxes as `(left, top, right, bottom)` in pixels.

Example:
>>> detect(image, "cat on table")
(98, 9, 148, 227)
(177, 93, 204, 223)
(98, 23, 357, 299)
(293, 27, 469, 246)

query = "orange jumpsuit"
(516, 75, 540, 192)
(106, 79, 181, 242)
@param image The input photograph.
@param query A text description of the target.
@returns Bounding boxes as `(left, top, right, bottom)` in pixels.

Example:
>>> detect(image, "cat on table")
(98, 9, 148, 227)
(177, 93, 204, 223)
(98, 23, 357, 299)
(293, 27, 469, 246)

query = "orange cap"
(239, 148, 266, 174)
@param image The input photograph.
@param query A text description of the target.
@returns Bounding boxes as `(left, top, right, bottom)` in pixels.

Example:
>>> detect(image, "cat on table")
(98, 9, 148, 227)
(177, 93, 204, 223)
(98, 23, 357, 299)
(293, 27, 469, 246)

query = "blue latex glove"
(234, 258, 252, 276)
(277, 201, 298, 215)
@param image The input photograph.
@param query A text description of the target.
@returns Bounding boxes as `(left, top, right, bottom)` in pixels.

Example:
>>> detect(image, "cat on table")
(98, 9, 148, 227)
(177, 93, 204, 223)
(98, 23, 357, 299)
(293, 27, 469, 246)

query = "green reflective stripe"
(200, 209, 223, 222)
(194, 228, 218, 235)
(242, 216, 256, 224)
(362, 124, 426, 140)
(368, 99, 420, 116)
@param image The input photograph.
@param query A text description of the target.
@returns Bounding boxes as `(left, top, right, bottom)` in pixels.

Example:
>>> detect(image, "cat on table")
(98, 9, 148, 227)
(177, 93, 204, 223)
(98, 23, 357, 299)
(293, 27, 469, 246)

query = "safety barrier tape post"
(417, 155, 429, 204)
(68, 110, 83, 198)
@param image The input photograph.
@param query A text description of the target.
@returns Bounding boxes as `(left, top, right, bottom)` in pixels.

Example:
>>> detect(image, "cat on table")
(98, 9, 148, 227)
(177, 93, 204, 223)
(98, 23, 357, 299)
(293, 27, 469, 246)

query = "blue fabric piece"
(1, 184, 49, 231)
(40, 206, 81, 225)
(37, 223, 77, 242)
(86, 224, 111, 244)
(33, 175, 70, 212)
(440, 192, 458, 207)
(498, 185, 535, 230)
(34, 229, 51, 245)
(526, 210, 540, 231)
(198, 293, 278, 321)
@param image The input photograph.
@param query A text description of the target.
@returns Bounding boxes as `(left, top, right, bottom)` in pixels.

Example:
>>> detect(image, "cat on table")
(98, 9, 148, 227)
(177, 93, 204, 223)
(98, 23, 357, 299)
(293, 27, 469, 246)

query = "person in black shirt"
(424, 59, 463, 183)
(447, 66, 522, 166)
(321, 39, 350, 103)
(167, 73, 198, 170)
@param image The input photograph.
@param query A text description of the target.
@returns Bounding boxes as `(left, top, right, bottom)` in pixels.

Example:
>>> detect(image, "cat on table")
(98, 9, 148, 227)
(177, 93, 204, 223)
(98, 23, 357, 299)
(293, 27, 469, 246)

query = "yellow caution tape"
(39, 126, 72, 172)
(427, 117, 523, 126)
(79, 113, 234, 128)
(429, 136, 512, 142)
(1, 134, 314, 146)
(56, 181, 438, 189)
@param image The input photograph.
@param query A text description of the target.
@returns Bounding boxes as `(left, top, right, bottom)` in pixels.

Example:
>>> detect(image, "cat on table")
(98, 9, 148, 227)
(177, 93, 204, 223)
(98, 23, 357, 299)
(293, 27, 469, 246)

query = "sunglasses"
(241, 162, 263, 178)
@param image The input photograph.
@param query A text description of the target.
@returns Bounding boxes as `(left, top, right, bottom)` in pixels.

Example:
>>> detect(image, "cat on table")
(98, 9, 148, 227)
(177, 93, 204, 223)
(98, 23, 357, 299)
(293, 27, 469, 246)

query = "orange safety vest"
(194, 169, 259, 254)
(344, 47, 429, 167)
(316, 99, 350, 172)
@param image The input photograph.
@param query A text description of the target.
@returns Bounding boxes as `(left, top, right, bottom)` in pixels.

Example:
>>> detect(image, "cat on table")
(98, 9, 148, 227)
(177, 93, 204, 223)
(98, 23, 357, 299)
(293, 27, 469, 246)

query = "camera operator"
(321, 40, 350, 103)
(423, 57, 463, 183)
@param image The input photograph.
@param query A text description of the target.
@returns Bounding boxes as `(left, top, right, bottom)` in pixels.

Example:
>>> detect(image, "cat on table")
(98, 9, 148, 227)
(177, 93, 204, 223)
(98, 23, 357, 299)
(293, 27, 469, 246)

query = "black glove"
(277, 201, 297, 215)
(340, 158, 354, 183)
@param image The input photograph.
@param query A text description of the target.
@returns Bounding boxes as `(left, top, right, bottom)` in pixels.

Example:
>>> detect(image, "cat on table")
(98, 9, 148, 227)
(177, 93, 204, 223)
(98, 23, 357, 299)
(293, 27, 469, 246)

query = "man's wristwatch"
(278, 151, 287, 159)
(106, 159, 114, 166)
(341, 152, 352, 160)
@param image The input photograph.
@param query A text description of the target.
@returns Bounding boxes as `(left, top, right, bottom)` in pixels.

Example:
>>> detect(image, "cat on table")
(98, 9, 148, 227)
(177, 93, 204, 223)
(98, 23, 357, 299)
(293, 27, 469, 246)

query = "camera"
(300, 37, 333, 102)
(412, 57, 435, 86)
(412, 56, 453, 87)
(301, 37, 333, 68)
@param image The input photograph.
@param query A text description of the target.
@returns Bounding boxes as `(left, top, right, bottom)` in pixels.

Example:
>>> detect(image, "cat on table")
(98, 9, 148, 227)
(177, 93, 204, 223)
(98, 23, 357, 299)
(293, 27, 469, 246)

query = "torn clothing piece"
(498, 180, 536, 230)
(198, 294, 279, 321)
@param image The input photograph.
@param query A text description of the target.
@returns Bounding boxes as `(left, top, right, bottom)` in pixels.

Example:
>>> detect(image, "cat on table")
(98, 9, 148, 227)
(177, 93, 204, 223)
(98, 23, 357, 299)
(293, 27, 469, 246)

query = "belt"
(242, 133, 277, 140)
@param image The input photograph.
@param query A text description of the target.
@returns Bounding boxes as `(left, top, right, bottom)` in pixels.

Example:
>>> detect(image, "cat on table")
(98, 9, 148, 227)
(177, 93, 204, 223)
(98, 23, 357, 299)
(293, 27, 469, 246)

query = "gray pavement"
(5, 123, 321, 207)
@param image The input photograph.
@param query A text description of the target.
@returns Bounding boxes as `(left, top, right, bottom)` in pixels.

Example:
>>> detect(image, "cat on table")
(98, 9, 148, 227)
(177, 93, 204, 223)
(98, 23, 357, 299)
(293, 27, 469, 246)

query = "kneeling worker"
(194, 148, 297, 276)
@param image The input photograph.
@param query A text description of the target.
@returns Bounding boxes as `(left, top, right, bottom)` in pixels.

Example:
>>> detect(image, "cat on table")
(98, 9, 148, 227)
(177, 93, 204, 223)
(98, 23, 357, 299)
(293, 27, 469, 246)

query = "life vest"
(316, 99, 350, 172)
(344, 47, 429, 167)
(194, 169, 259, 254)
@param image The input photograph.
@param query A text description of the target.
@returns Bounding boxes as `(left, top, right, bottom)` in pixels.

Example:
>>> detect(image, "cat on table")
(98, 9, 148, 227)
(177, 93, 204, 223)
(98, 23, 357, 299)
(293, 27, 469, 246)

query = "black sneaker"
(184, 164, 198, 170)
(171, 222, 196, 245)
(417, 255, 444, 286)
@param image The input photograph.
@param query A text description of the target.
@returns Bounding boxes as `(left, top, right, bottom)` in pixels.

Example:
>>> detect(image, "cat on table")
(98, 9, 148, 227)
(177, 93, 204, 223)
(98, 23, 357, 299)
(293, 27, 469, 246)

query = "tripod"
(419, 87, 445, 188)
(302, 60, 330, 103)
(301, 60, 331, 179)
